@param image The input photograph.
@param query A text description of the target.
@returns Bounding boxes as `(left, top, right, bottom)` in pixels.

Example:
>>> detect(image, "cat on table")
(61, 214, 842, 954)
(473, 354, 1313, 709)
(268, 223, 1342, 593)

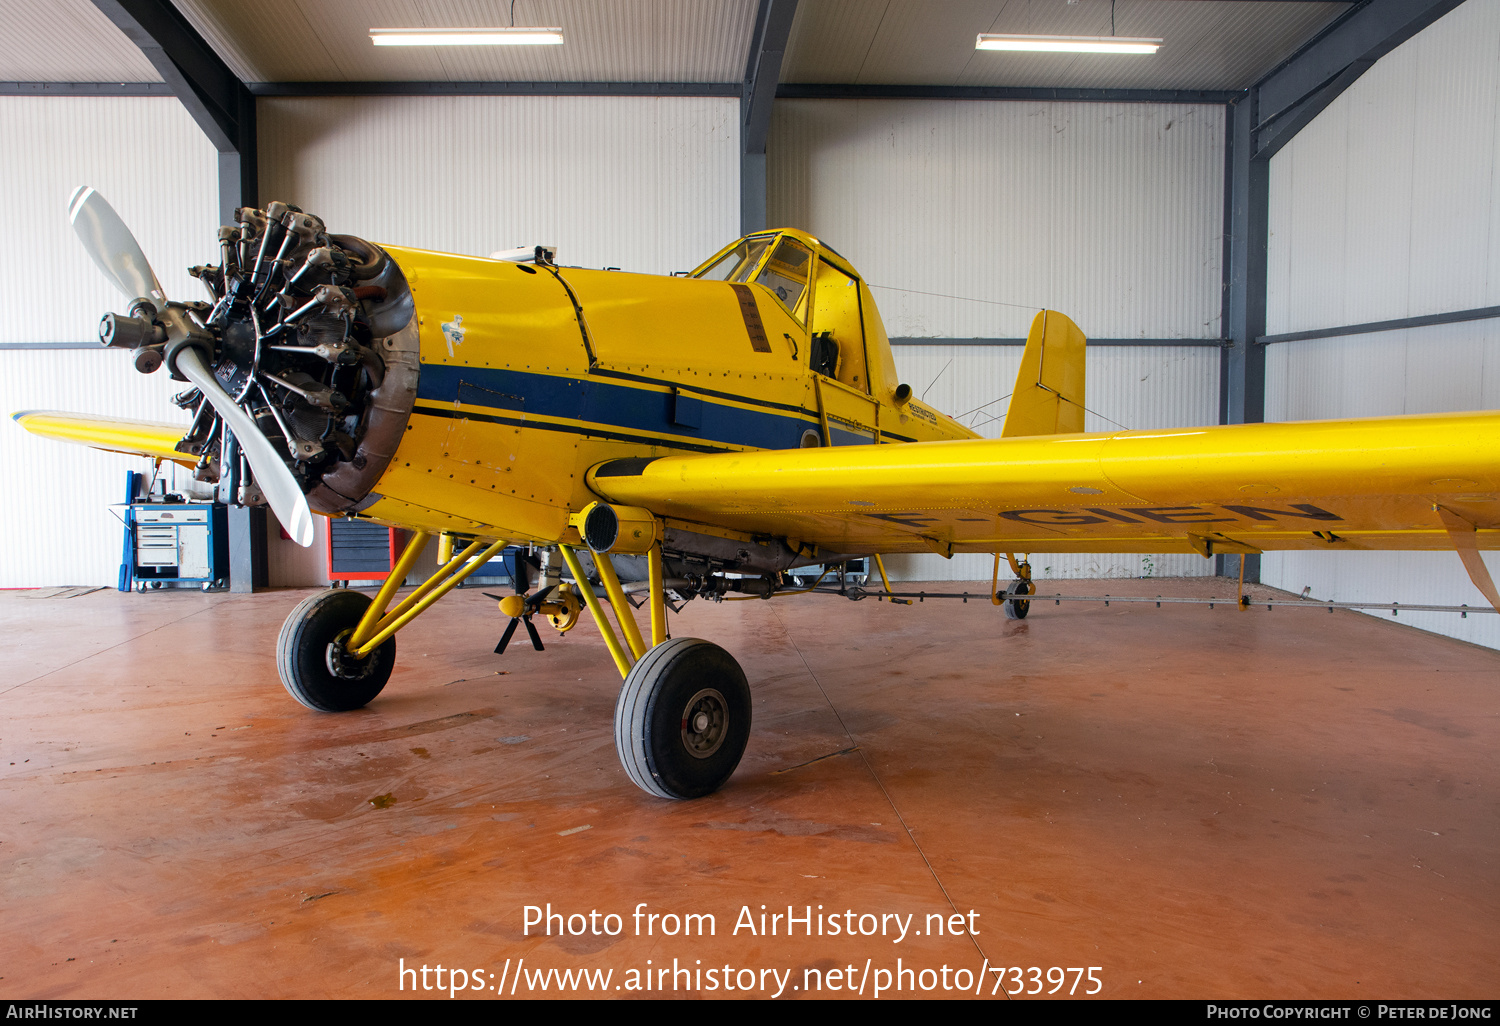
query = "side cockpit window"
(810, 258, 869, 392)
(754, 238, 812, 319)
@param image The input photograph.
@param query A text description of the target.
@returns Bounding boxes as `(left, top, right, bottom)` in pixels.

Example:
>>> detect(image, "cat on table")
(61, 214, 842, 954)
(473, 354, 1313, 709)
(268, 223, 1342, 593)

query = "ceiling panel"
(0, 0, 161, 82)
(783, 0, 1353, 92)
(2, 0, 1355, 94)
(170, 0, 759, 83)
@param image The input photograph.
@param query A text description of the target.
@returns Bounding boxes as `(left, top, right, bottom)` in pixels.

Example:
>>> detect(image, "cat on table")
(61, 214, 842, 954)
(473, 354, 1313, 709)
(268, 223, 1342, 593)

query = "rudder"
(1000, 310, 1087, 437)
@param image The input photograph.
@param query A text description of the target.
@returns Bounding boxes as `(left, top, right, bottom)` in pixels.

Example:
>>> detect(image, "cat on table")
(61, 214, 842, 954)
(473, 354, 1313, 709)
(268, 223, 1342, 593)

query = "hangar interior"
(2, 0, 1497, 1000)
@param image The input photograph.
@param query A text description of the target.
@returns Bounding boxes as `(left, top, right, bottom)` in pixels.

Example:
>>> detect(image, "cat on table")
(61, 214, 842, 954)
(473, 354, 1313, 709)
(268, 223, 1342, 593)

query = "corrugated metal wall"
(0, 97, 215, 588)
(257, 95, 740, 276)
(769, 98, 1226, 580)
(1263, 0, 1500, 649)
(0, 98, 217, 347)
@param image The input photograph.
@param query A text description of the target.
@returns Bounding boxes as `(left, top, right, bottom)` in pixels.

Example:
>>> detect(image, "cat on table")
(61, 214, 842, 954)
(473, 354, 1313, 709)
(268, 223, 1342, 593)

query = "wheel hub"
(326, 628, 376, 679)
(680, 688, 728, 759)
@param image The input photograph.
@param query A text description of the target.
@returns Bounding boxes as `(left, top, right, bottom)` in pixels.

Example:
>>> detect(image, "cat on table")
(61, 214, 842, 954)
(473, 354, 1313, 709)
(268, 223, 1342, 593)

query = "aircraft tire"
(1002, 578, 1034, 620)
(277, 589, 395, 712)
(614, 637, 751, 800)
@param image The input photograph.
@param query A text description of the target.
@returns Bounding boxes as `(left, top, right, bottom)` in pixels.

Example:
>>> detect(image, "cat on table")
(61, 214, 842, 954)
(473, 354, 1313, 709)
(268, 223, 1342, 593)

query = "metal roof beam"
(743, 0, 798, 156)
(88, 0, 256, 219)
(248, 81, 739, 97)
(891, 337, 1225, 347)
(779, 84, 1237, 104)
(1253, 0, 1465, 158)
(1, 81, 174, 96)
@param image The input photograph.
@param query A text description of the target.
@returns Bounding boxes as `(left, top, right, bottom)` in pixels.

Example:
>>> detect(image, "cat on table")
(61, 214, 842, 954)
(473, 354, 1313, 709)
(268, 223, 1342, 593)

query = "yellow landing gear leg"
(277, 531, 504, 712)
(559, 545, 636, 679)
(346, 535, 508, 659)
(872, 553, 912, 604)
(648, 542, 668, 647)
(593, 549, 648, 661)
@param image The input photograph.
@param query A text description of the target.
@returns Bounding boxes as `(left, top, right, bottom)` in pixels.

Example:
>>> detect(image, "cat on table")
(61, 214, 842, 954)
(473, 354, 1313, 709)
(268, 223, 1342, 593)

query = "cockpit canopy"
(692, 230, 843, 324)
(690, 230, 891, 401)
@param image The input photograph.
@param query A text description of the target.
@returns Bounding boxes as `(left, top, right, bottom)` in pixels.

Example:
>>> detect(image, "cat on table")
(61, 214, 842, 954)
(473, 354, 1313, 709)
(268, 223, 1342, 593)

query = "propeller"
(69, 187, 316, 547)
(68, 187, 164, 314)
(485, 551, 545, 654)
(490, 596, 547, 654)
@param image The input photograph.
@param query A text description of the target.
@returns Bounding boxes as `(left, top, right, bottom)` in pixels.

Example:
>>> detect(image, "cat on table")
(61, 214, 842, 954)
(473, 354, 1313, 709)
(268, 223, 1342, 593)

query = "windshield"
(694, 236, 774, 282)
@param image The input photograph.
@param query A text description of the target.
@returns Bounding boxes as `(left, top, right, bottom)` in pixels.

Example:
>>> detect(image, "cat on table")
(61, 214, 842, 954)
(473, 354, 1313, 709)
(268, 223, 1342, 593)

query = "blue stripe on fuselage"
(417, 363, 824, 451)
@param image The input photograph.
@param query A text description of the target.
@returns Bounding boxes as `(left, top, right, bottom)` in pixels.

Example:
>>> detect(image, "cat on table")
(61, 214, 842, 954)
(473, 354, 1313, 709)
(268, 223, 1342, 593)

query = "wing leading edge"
(12, 410, 192, 466)
(587, 410, 1500, 558)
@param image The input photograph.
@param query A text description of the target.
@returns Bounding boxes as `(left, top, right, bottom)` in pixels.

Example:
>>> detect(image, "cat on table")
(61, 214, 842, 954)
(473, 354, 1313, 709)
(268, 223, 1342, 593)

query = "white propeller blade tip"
(289, 507, 316, 548)
(68, 186, 94, 224)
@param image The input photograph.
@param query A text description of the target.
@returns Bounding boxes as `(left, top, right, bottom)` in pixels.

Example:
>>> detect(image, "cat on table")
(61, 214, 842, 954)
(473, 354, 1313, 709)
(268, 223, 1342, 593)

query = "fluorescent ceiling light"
(370, 27, 564, 46)
(976, 33, 1161, 55)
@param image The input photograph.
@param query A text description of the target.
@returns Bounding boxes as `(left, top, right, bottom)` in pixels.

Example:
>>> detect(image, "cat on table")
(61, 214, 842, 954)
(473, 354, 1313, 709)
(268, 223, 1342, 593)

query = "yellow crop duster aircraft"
(17, 189, 1500, 800)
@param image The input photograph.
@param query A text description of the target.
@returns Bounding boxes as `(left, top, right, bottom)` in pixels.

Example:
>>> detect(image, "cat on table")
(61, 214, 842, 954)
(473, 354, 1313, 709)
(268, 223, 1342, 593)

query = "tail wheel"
(277, 589, 395, 711)
(1002, 577, 1035, 620)
(614, 638, 751, 800)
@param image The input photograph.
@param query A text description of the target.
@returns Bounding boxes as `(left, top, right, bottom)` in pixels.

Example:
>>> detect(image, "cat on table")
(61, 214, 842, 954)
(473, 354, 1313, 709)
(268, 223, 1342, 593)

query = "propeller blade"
(66, 187, 315, 549)
(494, 617, 520, 655)
(523, 617, 545, 652)
(173, 346, 316, 547)
(68, 187, 164, 311)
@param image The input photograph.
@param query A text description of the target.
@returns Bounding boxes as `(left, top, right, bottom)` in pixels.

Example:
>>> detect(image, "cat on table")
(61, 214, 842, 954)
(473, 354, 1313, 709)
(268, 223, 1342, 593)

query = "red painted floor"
(1, 578, 1496, 1000)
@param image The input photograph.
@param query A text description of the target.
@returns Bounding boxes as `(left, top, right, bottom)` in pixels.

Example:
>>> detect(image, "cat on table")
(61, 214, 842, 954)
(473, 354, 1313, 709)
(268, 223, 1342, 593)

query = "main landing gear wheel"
(1002, 578, 1035, 620)
(615, 638, 751, 800)
(277, 589, 395, 712)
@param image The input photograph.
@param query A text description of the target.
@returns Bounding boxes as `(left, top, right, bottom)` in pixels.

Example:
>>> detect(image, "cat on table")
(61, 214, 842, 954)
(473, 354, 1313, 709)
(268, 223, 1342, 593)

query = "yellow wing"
(587, 410, 1500, 558)
(12, 410, 193, 466)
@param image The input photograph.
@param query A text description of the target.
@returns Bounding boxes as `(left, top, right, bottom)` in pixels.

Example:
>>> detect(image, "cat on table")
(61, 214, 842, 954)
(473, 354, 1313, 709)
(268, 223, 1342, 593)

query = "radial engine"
(101, 200, 419, 515)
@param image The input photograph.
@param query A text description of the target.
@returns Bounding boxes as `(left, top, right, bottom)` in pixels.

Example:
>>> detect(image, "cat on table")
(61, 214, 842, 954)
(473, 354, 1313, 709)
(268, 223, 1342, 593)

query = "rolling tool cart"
(127, 501, 228, 591)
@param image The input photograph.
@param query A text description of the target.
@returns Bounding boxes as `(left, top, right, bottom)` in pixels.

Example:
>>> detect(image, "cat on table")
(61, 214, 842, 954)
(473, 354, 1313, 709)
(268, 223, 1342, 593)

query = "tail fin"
(1000, 310, 1087, 437)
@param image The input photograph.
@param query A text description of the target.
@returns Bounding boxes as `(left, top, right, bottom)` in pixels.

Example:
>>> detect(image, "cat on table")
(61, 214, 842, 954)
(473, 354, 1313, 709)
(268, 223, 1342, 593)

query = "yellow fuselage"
(356, 232, 971, 544)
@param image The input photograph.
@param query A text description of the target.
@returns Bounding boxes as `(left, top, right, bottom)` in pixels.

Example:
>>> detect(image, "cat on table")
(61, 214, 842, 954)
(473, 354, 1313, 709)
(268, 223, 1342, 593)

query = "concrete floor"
(1, 577, 1496, 1000)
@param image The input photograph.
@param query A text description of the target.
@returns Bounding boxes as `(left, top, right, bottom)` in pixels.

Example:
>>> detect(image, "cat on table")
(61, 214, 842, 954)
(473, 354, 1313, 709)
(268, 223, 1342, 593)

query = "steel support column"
(1221, 96, 1268, 432)
(1219, 97, 1268, 583)
(740, 0, 798, 235)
